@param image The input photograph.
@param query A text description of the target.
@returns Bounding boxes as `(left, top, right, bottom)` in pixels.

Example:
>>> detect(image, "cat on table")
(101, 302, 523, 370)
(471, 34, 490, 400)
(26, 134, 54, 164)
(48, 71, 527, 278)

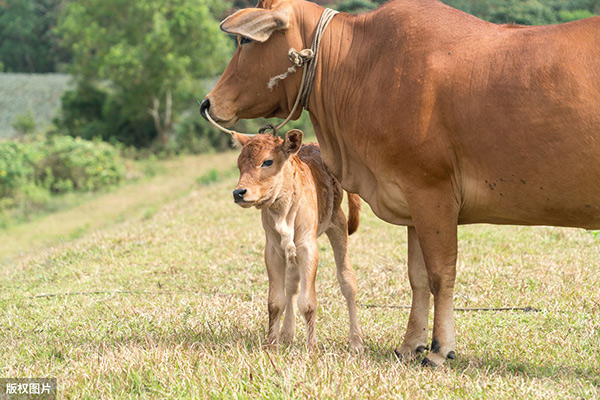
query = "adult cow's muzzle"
(199, 98, 210, 120)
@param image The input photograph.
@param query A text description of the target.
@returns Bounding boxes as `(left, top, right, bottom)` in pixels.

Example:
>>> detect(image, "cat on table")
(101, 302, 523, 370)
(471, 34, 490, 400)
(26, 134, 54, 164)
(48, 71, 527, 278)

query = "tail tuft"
(347, 193, 361, 235)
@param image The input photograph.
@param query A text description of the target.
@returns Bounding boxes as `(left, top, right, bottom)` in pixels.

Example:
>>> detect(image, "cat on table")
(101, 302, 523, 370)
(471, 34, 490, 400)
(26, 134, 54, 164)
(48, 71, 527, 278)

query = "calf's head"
(200, 0, 310, 126)
(233, 129, 303, 209)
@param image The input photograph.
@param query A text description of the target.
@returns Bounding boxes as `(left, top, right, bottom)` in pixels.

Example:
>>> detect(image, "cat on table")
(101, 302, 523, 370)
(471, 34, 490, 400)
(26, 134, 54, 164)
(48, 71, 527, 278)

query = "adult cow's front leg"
(395, 226, 431, 360)
(408, 188, 459, 366)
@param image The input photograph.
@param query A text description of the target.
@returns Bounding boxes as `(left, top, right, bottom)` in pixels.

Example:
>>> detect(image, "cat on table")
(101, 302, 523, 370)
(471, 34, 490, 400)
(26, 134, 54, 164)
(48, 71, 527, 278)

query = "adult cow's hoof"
(394, 344, 428, 362)
(420, 350, 455, 367)
(421, 357, 437, 367)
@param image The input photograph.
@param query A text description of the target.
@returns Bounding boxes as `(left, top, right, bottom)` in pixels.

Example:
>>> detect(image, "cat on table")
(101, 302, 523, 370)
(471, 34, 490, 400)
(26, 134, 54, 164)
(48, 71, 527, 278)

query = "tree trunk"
(147, 88, 172, 147)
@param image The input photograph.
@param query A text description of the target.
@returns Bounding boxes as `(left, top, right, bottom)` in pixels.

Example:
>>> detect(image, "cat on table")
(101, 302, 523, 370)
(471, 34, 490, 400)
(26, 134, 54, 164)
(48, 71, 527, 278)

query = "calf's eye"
(261, 160, 273, 167)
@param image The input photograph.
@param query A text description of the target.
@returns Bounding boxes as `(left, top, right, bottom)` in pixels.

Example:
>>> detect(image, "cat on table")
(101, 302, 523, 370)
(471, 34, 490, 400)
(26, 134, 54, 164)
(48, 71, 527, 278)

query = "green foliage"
(37, 136, 126, 193)
(0, 136, 126, 227)
(55, 83, 157, 148)
(0, 0, 68, 72)
(0, 141, 36, 198)
(11, 109, 37, 137)
(558, 9, 595, 22)
(57, 0, 233, 148)
(173, 113, 231, 155)
(489, 0, 558, 25)
(443, 0, 598, 24)
(334, 0, 379, 14)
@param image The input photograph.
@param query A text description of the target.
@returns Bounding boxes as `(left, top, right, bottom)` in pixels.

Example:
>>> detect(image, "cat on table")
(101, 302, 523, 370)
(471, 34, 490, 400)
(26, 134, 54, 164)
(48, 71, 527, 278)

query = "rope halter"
(204, 8, 338, 137)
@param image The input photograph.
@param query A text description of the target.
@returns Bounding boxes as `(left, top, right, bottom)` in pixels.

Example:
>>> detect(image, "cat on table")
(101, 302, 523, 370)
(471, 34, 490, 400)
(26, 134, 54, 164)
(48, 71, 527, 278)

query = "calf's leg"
(265, 243, 286, 348)
(280, 264, 300, 344)
(296, 241, 318, 351)
(326, 209, 364, 353)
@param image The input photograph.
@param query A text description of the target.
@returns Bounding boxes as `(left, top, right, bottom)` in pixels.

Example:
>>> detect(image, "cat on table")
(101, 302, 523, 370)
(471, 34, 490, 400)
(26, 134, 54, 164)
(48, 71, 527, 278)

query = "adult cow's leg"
(394, 226, 431, 360)
(325, 209, 364, 354)
(409, 188, 459, 366)
(265, 243, 287, 348)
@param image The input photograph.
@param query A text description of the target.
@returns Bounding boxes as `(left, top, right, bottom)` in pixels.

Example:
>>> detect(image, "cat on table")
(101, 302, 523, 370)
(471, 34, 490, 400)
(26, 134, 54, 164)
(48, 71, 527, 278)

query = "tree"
(489, 0, 558, 25)
(57, 0, 232, 146)
(0, 0, 68, 72)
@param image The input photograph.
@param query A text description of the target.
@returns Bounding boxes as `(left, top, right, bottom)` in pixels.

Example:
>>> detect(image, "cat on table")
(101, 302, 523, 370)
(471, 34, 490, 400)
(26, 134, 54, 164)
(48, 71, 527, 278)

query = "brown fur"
(232, 130, 363, 352)
(205, 0, 600, 365)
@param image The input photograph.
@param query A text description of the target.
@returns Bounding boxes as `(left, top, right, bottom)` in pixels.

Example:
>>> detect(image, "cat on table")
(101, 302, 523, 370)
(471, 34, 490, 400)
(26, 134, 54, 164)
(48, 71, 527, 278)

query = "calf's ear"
(220, 5, 291, 42)
(232, 132, 250, 148)
(282, 129, 303, 156)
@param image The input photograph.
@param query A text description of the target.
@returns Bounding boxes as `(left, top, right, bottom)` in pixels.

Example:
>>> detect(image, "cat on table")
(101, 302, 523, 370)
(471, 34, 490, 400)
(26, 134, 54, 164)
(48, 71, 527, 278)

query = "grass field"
(0, 73, 72, 138)
(1, 151, 598, 399)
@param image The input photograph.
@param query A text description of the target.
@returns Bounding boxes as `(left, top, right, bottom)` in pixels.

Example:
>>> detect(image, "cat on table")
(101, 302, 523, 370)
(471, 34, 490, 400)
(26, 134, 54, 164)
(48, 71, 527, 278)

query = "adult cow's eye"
(261, 160, 273, 167)
(240, 36, 253, 45)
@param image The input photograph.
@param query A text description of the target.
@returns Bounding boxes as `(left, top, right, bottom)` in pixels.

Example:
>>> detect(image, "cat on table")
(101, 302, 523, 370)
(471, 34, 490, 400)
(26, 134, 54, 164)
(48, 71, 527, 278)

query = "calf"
(232, 129, 363, 353)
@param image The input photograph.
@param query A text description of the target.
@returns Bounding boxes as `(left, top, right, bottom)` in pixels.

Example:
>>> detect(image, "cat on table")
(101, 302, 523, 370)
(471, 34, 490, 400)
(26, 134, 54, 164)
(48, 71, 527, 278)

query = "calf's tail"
(347, 193, 361, 236)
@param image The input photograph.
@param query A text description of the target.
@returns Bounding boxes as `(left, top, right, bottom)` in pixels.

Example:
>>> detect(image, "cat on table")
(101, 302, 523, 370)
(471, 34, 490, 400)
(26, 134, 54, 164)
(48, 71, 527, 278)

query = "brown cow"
(201, 0, 600, 365)
(232, 129, 363, 352)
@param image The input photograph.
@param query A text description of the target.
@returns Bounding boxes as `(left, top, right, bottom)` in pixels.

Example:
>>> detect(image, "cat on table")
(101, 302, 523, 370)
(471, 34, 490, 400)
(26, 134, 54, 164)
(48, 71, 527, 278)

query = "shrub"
(0, 141, 36, 197)
(36, 136, 126, 193)
(173, 113, 231, 154)
(11, 109, 37, 136)
(56, 83, 157, 148)
(0, 136, 126, 227)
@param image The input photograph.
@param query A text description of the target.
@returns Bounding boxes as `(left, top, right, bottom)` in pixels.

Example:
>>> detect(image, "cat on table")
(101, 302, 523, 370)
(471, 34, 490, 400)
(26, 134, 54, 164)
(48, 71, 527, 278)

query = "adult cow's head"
(200, 0, 314, 127)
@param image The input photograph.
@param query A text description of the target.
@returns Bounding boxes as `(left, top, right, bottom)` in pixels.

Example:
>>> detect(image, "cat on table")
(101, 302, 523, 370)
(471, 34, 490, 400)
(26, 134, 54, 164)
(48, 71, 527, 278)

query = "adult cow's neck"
(293, 0, 401, 193)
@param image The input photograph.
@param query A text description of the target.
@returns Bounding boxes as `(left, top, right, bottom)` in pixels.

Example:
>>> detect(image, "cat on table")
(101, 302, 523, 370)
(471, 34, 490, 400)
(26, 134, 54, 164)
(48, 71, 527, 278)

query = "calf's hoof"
(279, 331, 295, 345)
(349, 334, 364, 355)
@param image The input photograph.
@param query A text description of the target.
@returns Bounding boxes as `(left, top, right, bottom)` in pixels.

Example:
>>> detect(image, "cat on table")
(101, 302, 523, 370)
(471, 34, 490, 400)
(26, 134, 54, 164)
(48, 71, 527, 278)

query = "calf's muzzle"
(233, 188, 247, 203)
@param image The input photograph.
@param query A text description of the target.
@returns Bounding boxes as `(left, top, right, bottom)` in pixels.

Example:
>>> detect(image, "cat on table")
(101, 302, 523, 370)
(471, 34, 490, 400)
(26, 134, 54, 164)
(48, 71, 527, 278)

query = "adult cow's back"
(201, 0, 600, 366)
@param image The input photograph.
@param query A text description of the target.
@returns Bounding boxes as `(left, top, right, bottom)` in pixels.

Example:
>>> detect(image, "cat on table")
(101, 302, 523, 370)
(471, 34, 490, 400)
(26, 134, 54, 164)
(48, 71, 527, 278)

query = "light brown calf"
(232, 129, 363, 352)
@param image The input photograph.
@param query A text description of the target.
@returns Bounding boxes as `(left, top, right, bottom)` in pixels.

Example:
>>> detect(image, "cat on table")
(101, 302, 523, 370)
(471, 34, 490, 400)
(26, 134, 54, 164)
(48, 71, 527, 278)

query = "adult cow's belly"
(343, 169, 414, 226)
(458, 168, 600, 229)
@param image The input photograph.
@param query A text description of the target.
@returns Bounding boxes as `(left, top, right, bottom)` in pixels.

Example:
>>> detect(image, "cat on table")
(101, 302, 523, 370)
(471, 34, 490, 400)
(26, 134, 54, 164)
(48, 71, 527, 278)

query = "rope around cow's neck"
(204, 8, 338, 137)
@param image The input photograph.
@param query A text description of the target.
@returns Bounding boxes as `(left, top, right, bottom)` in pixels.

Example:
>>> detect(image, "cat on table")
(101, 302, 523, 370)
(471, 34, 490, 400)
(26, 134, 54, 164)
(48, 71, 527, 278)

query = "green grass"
(0, 73, 72, 138)
(1, 150, 599, 398)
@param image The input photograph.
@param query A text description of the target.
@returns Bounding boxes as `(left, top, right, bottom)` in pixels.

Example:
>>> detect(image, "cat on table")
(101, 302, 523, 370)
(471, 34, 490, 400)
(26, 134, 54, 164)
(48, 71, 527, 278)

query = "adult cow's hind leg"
(395, 226, 431, 361)
(408, 188, 459, 366)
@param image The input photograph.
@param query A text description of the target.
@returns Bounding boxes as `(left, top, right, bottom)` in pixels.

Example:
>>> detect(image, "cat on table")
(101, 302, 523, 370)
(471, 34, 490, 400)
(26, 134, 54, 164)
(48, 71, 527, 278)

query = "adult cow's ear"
(282, 129, 303, 157)
(232, 132, 250, 148)
(220, 6, 291, 42)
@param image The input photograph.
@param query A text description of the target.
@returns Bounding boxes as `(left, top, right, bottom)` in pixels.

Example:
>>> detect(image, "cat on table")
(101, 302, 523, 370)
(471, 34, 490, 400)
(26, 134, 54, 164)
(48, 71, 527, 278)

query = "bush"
(172, 113, 231, 154)
(56, 83, 157, 148)
(37, 136, 126, 193)
(0, 136, 126, 226)
(0, 141, 36, 197)
(11, 109, 37, 136)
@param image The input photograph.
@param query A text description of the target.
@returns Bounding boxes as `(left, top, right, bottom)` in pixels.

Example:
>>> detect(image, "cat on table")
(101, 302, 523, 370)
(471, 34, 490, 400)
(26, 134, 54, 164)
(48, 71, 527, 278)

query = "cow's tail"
(347, 192, 361, 236)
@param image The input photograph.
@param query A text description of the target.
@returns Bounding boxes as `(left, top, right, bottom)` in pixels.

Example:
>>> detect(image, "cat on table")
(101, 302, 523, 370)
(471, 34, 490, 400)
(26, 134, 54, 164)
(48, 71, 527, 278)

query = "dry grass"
(0, 151, 598, 399)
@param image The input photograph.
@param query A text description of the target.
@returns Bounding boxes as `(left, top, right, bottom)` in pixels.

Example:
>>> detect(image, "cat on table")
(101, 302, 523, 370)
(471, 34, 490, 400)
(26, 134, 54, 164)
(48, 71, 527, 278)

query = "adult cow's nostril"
(233, 188, 247, 202)
(199, 98, 210, 120)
